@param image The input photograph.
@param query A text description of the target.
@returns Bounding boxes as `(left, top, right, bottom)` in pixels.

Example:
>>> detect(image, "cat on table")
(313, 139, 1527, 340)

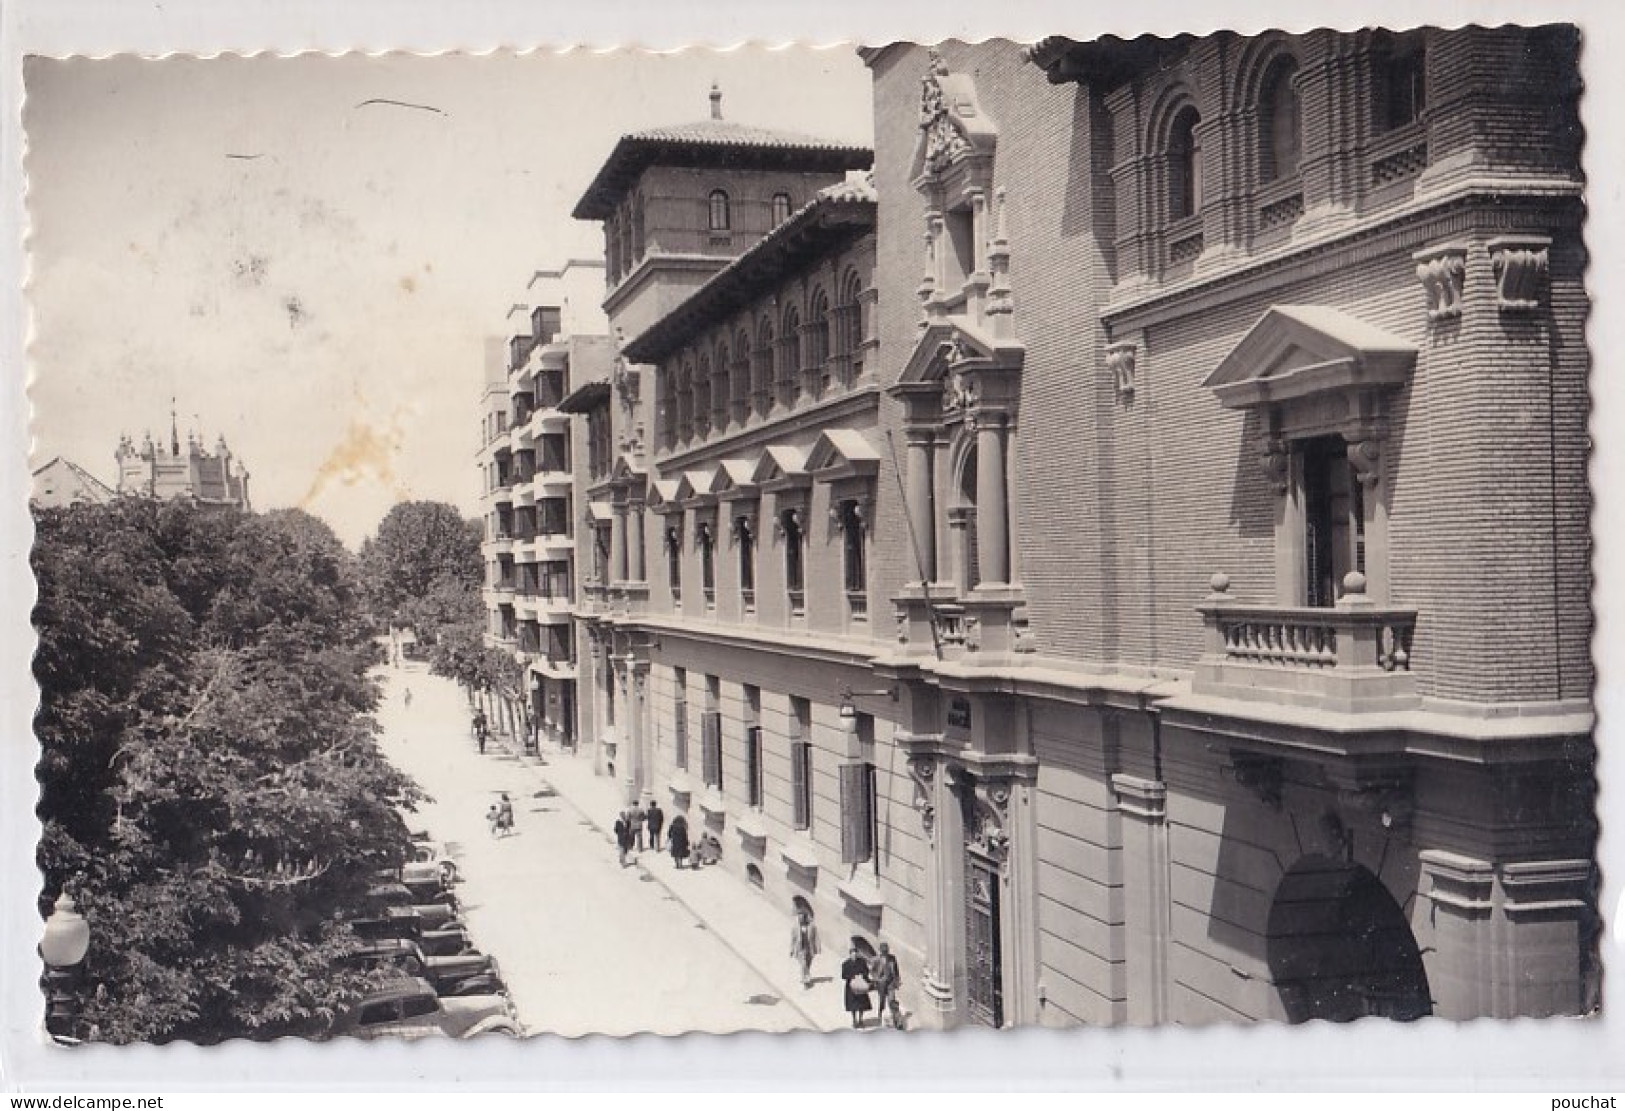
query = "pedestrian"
(789, 907, 819, 988)
(667, 812, 690, 871)
(497, 792, 515, 838)
(695, 829, 721, 867)
(403, 687, 413, 708)
(613, 814, 632, 866)
(629, 798, 648, 852)
(841, 942, 873, 1029)
(486, 803, 501, 839)
(869, 941, 903, 1029)
(646, 799, 665, 853)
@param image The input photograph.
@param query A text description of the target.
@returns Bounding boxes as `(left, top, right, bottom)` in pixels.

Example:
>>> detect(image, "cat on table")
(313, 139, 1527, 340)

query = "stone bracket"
(1488, 235, 1551, 312)
(1412, 242, 1468, 321)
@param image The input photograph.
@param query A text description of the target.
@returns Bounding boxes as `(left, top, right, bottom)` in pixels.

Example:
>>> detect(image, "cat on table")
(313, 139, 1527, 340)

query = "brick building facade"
(550, 30, 1594, 1029)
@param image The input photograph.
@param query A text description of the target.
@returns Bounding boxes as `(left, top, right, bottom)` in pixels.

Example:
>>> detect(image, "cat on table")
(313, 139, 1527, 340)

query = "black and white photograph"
(5, 0, 1623, 1095)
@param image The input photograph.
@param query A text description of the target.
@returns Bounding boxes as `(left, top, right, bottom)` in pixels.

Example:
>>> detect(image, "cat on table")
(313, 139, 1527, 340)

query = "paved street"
(373, 662, 853, 1037)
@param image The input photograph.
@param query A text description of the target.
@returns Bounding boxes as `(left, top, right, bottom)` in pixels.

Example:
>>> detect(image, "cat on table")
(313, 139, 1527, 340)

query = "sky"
(23, 47, 875, 547)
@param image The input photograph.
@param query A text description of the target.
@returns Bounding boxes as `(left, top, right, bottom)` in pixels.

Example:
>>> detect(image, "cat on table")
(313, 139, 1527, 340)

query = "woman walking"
(840, 942, 873, 1029)
(789, 907, 819, 988)
(667, 812, 691, 870)
(613, 813, 633, 866)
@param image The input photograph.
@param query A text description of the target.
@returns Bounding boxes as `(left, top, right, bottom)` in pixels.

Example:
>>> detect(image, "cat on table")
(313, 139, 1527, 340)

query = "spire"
(709, 81, 723, 121)
(169, 397, 180, 456)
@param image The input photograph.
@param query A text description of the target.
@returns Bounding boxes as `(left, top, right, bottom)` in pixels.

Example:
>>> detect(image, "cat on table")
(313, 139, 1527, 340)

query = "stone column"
(626, 656, 650, 806)
(611, 502, 628, 584)
(898, 729, 962, 1029)
(905, 428, 937, 583)
(629, 501, 647, 582)
(974, 416, 1009, 586)
(1113, 774, 1171, 1024)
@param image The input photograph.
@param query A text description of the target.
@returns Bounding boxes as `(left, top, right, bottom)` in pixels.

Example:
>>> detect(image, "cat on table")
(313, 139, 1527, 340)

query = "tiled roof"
(620, 174, 877, 365)
(572, 120, 872, 220)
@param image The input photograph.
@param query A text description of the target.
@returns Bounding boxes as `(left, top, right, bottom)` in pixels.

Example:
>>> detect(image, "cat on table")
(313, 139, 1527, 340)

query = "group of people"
(486, 792, 515, 838)
(611, 798, 722, 870)
(790, 908, 906, 1030)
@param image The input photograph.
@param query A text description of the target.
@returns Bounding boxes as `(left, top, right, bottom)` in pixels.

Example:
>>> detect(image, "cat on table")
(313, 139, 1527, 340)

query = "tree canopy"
(357, 500, 483, 628)
(34, 499, 423, 1043)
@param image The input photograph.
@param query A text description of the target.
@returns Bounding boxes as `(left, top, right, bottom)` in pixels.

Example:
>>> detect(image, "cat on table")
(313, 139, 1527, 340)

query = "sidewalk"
(491, 731, 880, 1034)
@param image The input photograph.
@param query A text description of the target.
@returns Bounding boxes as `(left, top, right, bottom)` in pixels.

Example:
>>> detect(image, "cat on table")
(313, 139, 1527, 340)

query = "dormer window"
(1169, 106, 1202, 221)
(1260, 58, 1301, 182)
(709, 189, 732, 232)
(772, 192, 793, 225)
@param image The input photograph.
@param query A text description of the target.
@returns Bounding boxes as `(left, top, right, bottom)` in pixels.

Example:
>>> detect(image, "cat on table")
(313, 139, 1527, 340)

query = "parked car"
(352, 908, 471, 956)
(398, 863, 457, 901)
(336, 977, 519, 1040)
(364, 883, 459, 926)
(342, 939, 505, 995)
(406, 844, 459, 885)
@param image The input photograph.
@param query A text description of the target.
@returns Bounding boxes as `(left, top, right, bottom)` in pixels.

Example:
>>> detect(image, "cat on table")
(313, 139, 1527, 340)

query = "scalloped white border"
(4, 0, 1623, 1094)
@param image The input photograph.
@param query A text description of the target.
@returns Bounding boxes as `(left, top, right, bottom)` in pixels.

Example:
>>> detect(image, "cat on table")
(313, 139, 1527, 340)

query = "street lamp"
(40, 891, 91, 1043)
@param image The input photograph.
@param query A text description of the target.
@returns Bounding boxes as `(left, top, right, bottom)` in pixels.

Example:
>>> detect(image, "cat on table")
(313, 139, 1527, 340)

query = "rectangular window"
(1302, 435, 1365, 607)
(701, 710, 723, 790)
(666, 527, 682, 601)
(839, 762, 875, 864)
(746, 726, 764, 808)
(790, 696, 813, 831)
(672, 667, 688, 770)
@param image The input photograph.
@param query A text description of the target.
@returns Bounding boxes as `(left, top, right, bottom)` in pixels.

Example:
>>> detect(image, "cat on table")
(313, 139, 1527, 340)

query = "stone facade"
(114, 421, 250, 510)
(552, 30, 1594, 1030)
(478, 261, 612, 751)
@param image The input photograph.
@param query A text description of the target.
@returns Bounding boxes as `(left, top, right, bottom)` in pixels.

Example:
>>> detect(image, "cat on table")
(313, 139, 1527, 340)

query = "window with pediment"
(780, 506, 806, 612)
(697, 520, 716, 605)
(734, 513, 756, 608)
(838, 497, 868, 610)
(665, 525, 682, 601)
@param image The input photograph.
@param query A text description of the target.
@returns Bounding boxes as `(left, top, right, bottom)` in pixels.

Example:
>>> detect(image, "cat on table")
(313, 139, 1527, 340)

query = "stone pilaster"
(1112, 774, 1171, 1024)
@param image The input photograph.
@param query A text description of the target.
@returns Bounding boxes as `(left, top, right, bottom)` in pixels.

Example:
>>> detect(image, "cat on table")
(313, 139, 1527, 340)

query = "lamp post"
(40, 891, 91, 1044)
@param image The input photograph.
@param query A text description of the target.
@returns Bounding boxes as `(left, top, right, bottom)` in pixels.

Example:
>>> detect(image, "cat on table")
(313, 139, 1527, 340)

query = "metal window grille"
(839, 762, 875, 863)
(746, 726, 764, 808)
(791, 740, 813, 831)
(674, 699, 688, 770)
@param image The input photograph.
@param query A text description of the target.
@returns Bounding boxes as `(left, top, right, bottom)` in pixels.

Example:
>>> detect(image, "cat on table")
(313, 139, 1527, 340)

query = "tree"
(33, 499, 424, 1043)
(357, 501, 483, 628)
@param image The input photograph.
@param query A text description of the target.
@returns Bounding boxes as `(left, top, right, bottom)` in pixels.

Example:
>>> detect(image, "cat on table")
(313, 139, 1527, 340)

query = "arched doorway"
(951, 444, 980, 593)
(1266, 855, 1431, 1022)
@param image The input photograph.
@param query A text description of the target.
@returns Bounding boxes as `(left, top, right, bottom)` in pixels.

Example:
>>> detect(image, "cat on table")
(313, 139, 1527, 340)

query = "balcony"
(1192, 573, 1419, 714)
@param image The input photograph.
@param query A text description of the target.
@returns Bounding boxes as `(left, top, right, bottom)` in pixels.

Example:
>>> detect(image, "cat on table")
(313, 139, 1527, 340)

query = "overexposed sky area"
(24, 48, 874, 546)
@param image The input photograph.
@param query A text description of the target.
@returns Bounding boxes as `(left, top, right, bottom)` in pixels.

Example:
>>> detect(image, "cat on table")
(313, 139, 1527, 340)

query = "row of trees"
(33, 498, 422, 1043)
(357, 500, 533, 743)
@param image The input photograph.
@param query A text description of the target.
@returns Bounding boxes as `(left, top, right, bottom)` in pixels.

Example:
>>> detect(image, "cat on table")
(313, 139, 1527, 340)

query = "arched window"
(752, 317, 775, 416)
(778, 305, 802, 408)
(709, 189, 731, 232)
(806, 288, 831, 396)
(658, 367, 678, 450)
(694, 354, 712, 438)
(676, 361, 695, 444)
(712, 341, 731, 430)
(1260, 58, 1301, 182)
(834, 270, 864, 385)
(1168, 106, 1202, 221)
(731, 328, 752, 422)
(772, 192, 793, 225)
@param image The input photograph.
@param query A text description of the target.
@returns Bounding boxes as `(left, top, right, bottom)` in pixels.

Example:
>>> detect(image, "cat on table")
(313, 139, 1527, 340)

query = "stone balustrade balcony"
(1193, 572, 1419, 713)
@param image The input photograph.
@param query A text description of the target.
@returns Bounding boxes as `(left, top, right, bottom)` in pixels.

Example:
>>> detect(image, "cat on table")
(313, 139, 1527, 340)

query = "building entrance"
(1266, 854, 1431, 1022)
(964, 848, 1004, 1028)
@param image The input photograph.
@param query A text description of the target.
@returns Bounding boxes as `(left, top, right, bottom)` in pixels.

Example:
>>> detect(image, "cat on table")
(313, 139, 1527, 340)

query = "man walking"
(790, 907, 819, 989)
(869, 941, 903, 1029)
(646, 800, 665, 856)
(629, 798, 648, 852)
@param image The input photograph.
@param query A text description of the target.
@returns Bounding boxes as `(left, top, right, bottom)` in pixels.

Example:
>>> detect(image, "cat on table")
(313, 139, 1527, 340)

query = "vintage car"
(343, 939, 505, 995)
(335, 977, 520, 1040)
(406, 844, 459, 885)
(351, 908, 471, 956)
(363, 883, 459, 926)
(398, 862, 457, 899)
